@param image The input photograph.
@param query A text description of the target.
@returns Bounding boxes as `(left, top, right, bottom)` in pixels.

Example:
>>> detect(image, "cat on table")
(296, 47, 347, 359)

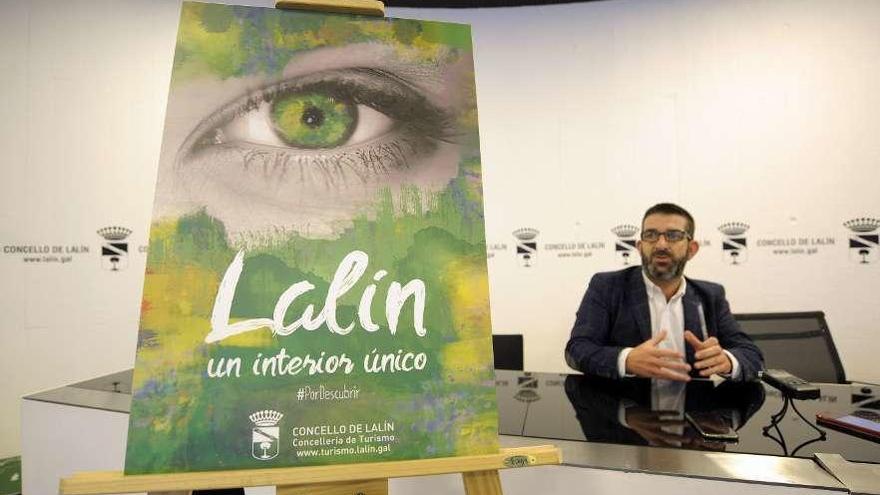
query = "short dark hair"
(642, 203, 695, 238)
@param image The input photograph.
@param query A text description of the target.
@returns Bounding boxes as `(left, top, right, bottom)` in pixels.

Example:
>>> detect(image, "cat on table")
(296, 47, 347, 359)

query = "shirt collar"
(642, 269, 687, 302)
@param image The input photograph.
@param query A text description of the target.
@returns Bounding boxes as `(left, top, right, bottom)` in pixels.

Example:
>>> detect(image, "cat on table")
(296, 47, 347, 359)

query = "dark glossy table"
(496, 370, 880, 464)
(26, 368, 879, 492)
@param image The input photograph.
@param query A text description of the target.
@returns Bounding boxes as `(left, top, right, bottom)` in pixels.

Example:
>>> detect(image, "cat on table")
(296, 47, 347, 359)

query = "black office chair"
(492, 334, 524, 370)
(734, 311, 846, 383)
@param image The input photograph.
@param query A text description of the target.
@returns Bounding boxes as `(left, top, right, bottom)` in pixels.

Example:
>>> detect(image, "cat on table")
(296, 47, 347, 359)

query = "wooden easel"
(275, 0, 386, 16)
(60, 2, 561, 493)
(60, 445, 561, 495)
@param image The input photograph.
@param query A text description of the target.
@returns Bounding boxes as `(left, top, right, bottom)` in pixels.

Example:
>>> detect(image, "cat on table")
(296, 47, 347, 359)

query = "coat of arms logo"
(250, 409, 283, 460)
(97, 226, 132, 271)
(512, 228, 539, 267)
(718, 222, 750, 265)
(844, 218, 879, 264)
(611, 224, 639, 265)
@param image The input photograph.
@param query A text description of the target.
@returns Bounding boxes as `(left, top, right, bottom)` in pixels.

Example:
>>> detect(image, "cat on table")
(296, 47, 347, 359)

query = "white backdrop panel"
(1, 0, 879, 459)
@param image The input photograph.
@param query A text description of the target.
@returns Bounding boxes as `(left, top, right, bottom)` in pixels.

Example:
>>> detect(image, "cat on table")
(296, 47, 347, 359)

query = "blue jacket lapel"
(627, 269, 652, 343)
(683, 283, 704, 365)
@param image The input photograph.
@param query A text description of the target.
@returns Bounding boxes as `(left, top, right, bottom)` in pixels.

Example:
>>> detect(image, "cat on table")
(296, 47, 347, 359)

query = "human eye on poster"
(125, 1, 497, 474)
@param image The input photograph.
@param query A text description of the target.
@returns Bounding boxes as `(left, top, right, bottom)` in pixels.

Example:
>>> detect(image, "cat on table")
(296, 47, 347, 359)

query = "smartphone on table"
(685, 411, 739, 442)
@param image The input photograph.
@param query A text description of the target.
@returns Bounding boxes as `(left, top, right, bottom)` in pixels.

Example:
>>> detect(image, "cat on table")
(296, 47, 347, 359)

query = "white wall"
(425, 0, 880, 381)
(2, 0, 880, 459)
(0, 0, 181, 460)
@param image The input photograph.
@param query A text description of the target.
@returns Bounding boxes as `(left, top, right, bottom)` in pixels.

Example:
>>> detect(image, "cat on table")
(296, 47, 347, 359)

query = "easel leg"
(462, 470, 502, 495)
(277, 478, 388, 495)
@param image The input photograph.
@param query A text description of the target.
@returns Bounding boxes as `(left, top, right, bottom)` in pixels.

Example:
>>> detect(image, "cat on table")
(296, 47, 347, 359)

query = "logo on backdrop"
(249, 409, 283, 460)
(611, 224, 639, 265)
(718, 222, 750, 265)
(512, 228, 539, 267)
(844, 218, 880, 264)
(514, 374, 540, 403)
(97, 226, 132, 271)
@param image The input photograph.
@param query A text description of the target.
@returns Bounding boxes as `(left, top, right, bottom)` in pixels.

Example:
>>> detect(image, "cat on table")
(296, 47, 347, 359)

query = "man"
(565, 203, 763, 382)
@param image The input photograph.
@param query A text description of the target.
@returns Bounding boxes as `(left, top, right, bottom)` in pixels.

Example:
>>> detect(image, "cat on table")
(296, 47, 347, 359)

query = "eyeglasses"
(640, 229, 691, 243)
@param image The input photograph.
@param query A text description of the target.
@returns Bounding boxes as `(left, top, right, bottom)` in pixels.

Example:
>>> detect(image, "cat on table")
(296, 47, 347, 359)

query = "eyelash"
(177, 68, 458, 186)
(204, 134, 435, 186)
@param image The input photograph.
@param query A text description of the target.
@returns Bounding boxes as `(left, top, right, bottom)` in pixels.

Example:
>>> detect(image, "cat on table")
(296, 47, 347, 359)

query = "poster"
(124, 2, 497, 474)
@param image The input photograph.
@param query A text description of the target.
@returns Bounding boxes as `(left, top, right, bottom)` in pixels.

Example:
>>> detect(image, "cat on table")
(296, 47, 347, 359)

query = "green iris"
(270, 93, 356, 149)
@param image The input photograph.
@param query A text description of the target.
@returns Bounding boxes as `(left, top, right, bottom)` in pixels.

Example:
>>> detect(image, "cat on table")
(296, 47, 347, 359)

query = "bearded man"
(565, 203, 763, 382)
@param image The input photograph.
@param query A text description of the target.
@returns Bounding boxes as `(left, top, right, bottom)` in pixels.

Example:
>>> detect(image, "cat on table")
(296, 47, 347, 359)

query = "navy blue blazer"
(565, 266, 764, 381)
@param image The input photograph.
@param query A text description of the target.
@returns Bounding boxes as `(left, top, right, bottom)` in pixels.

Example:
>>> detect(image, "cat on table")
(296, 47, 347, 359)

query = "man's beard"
(641, 248, 687, 282)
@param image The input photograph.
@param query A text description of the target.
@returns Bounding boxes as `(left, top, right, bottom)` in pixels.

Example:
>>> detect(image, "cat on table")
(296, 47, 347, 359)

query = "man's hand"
(625, 330, 691, 381)
(684, 330, 732, 376)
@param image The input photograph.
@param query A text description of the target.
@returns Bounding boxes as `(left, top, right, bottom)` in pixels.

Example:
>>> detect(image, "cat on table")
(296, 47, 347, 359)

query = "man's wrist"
(723, 350, 741, 379)
(618, 347, 634, 377)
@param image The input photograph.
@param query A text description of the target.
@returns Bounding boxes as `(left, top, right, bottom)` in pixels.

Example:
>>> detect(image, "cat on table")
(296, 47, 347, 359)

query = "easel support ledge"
(61, 445, 562, 495)
(275, 0, 386, 16)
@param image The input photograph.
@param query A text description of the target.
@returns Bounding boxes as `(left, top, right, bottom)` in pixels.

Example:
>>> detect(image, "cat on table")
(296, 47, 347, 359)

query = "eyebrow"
(280, 43, 448, 94)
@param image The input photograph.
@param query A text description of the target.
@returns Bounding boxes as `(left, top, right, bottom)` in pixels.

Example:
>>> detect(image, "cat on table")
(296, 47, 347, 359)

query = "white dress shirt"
(616, 271, 740, 379)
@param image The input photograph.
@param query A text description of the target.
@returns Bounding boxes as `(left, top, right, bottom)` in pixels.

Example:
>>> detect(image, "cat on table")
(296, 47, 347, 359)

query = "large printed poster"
(125, 2, 497, 474)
